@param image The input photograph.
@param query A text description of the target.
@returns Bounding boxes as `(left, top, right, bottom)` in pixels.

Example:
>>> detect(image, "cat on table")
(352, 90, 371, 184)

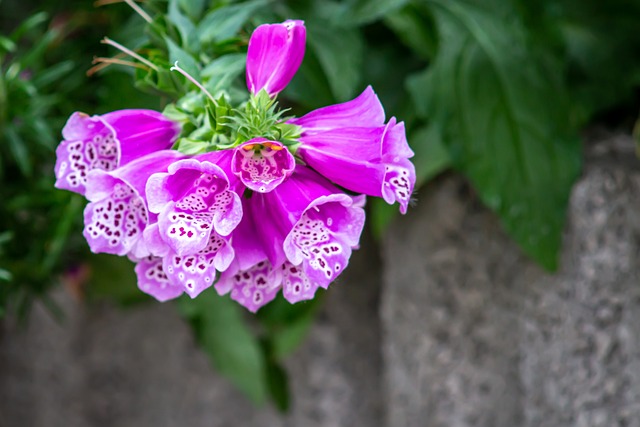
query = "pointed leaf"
(410, 0, 581, 270)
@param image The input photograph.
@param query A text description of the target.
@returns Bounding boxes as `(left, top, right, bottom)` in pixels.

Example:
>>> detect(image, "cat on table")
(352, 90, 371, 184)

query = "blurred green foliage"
(1, 0, 640, 410)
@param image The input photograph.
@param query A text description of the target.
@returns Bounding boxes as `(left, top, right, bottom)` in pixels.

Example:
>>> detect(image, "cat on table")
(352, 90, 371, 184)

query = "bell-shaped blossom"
(289, 86, 385, 132)
(83, 150, 185, 258)
(134, 255, 185, 302)
(146, 150, 243, 256)
(55, 110, 180, 195)
(142, 222, 234, 299)
(231, 139, 295, 193)
(216, 166, 365, 312)
(246, 20, 306, 96)
(292, 87, 416, 214)
(215, 201, 283, 312)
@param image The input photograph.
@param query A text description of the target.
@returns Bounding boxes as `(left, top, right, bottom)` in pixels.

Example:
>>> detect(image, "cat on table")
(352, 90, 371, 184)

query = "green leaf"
(168, 0, 200, 52)
(337, 0, 410, 25)
(410, 0, 581, 270)
(9, 11, 48, 41)
(178, 291, 268, 404)
(0, 36, 16, 55)
(384, 4, 438, 59)
(202, 53, 247, 93)
(0, 268, 11, 282)
(178, 0, 206, 21)
(307, 22, 364, 102)
(411, 124, 451, 188)
(4, 125, 32, 176)
(31, 60, 75, 88)
(42, 195, 82, 273)
(198, 0, 269, 44)
(265, 360, 290, 412)
(257, 293, 321, 359)
(165, 37, 201, 81)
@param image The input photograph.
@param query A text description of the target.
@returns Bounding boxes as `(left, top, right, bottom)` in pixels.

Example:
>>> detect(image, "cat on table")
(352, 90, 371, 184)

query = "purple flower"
(216, 166, 366, 312)
(141, 222, 235, 299)
(55, 110, 180, 195)
(246, 20, 306, 96)
(231, 139, 295, 193)
(83, 150, 185, 258)
(291, 88, 416, 214)
(146, 150, 243, 255)
(215, 203, 282, 311)
(289, 86, 385, 131)
(139, 150, 242, 299)
(134, 255, 184, 302)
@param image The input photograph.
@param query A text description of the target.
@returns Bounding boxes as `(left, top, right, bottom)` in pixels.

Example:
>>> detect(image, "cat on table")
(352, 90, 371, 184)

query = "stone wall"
(1, 133, 639, 427)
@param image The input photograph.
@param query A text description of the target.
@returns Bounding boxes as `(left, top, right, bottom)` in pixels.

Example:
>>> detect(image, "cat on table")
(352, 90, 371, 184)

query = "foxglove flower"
(292, 88, 416, 214)
(141, 151, 241, 299)
(134, 255, 184, 302)
(140, 223, 235, 299)
(289, 86, 385, 132)
(145, 150, 243, 255)
(231, 139, 295, 192)
(216, 166, 366, 312)
(83, 150, 185, 258)
(215, 201, 283, 311)
(246, 20, 306, 96)
(55, 110, 180, 195)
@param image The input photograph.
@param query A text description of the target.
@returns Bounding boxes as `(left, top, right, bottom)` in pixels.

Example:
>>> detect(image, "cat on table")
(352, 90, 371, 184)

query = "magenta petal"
(163, 233, 234, 298)
(251, 167, 349, 267)
(246, 20, 306, 96)
(379, 120, 416, 214)
(55, 110, 179, 195)
(283, 192, 365, 289)
(147, 155, 243, 255)
(55, 113, 118, 195)
(298, 118, 415, 213)
(289, 86, 385, 133)
(135, 256, 184, 302)
(232, 139, 295, 193)
(101, 109, 181, 165)
(83, 150, 184, 256)
(281, 261, 320, 304)
(225, 260, 282, 313)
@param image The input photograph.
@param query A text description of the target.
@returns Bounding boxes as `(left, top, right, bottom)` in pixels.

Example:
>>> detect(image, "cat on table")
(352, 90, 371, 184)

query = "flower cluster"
(54, 20, 415, 312)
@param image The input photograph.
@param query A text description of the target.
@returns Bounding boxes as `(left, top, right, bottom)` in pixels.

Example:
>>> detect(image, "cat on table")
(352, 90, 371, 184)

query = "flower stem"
(170, 61, 217, 105)
(101, 37, 158, 71)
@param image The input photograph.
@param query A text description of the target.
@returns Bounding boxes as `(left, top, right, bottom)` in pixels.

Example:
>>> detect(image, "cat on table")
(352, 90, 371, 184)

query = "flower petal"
(55, 110, 179, 195)
(280, 261, 319, 304)
(246, 20, 306, 96)
(298, 118, 416, 213)
(163, 232, 234, 298)
(226, 260, 282, 313)
(232, 139, 295, 193)
(101, 109, 181, 165)
(134, 256, 184, 301)
(83, 150, 184, 256)
(147, 154, 243, 255)
(289, 86, 385, 133)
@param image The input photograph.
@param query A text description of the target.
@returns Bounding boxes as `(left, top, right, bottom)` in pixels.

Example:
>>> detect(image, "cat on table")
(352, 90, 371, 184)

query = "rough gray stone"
(0, 232, 382, 427)
(382, 133, 640, 427)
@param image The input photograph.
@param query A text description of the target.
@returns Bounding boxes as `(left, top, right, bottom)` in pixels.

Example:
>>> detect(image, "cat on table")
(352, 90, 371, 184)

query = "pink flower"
(83, 150, 185, 258)
(246, 20, 306, 96)
(216, 166, 365, 312)
(55, 110, 180, 195)
(290, 87, 416, 213)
